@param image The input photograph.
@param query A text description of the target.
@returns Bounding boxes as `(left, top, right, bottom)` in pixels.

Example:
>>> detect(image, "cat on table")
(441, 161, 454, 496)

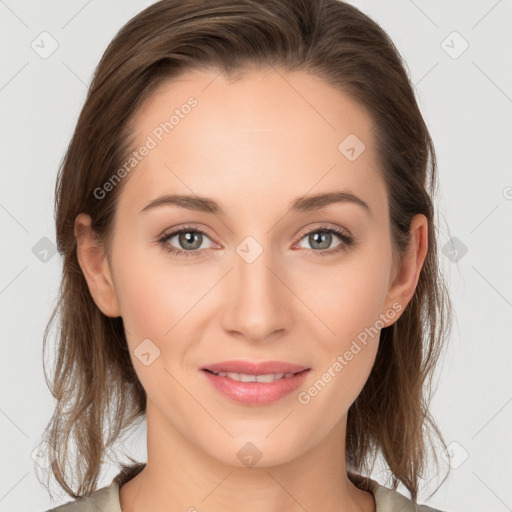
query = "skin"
(75, 67, 428, 512)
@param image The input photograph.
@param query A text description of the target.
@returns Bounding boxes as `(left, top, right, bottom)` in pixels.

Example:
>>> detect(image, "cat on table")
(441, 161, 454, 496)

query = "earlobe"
(381, 214, 428, 326)
(74, 213, 121, 318)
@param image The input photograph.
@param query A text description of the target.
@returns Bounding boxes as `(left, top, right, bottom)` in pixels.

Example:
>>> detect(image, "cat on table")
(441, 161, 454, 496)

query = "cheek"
(110, 244, 197, 396)
(298, 238, 393, 342)
(114, 272, 167, 341)
(109, 237, 174, 344)
(297, 250, 392, 416)
(334, 260, 390, 336)
(111, 235, 207, 337)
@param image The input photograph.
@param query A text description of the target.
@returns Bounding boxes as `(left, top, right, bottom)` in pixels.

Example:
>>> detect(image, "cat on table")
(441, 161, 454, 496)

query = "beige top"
(45, 463, 446, 512)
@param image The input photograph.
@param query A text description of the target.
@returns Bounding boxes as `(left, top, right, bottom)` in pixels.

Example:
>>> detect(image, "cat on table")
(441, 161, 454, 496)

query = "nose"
(220, 242, 292, 344)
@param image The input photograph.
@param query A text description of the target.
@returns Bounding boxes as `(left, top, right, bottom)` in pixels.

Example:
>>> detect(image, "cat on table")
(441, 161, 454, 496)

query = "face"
(77, 66, 425, 468)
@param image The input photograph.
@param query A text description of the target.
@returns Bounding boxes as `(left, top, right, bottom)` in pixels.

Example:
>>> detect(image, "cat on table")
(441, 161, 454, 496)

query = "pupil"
(310, 231, 331, 250)
(180, 231, 201, 250)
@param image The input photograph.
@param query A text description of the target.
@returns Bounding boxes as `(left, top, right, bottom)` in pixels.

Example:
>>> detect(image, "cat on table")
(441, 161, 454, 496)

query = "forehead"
(119, 67, 387, 219)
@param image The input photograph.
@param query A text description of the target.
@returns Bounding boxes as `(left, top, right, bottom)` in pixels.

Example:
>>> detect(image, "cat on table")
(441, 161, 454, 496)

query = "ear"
(74, 213, 121, 318)
(381, 214, 428, 326)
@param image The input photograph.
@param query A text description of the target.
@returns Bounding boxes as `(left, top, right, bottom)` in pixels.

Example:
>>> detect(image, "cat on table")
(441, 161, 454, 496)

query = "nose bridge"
(221, 236, 289, 341)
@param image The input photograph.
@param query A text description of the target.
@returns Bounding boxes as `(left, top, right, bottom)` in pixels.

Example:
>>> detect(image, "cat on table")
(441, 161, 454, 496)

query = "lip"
(200, 360, 310, 375)
(200, 360, 311, 406)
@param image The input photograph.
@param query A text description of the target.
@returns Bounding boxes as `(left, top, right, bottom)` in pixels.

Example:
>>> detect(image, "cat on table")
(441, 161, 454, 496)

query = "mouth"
(202, 368, 309, 383)
(200, 359, 310, 375)
(200, 360, 311, 405)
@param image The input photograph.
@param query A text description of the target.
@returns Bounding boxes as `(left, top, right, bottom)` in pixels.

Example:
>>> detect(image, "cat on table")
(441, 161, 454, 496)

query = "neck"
(119, 399, 375, 512)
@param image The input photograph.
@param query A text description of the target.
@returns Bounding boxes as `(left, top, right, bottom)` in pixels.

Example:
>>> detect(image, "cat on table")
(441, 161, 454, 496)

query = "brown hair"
(37, 0, 453, 504)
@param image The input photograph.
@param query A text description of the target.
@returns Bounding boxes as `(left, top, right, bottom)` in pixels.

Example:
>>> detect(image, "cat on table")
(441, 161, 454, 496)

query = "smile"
(206, 370, 299, 383)
(201, 368, 310, 405)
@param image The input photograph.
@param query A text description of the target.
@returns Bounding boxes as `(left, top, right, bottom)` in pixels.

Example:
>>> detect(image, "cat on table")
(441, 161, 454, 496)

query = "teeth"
(213, 371, 296, 382)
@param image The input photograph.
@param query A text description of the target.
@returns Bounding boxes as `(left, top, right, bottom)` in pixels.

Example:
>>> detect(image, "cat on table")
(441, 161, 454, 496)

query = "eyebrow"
(140, 191, 371, 217)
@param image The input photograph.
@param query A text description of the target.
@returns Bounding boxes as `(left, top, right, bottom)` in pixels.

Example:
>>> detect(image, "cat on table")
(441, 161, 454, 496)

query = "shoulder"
(43, 463, 145, 512)
(371, 480, 449, 512)
(44, 482, 120, 512)
(348, 471, 449, 512)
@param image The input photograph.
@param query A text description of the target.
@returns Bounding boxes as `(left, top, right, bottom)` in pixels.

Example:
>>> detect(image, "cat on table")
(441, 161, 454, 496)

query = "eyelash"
(157, 224, 356, 258)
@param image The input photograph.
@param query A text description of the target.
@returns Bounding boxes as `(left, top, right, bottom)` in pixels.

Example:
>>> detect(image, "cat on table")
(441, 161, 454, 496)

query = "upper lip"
(201, 360, 310, 375)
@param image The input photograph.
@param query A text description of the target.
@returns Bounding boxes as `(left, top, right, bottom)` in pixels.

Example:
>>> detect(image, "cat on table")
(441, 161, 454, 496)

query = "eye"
(158, 226, 214, 258)
(158, 224, 356, 258)
(295, 225, 355, 256)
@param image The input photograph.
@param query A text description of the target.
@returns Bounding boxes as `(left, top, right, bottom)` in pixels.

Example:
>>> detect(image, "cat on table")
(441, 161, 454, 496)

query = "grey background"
(1, 1, 511, 511)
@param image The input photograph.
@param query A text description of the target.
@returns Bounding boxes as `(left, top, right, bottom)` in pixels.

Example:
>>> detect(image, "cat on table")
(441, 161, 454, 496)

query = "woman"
(39, 0, 453, 511)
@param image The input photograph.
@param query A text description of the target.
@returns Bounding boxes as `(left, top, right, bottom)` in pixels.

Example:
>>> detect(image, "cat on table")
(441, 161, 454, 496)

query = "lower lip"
(201, 369, 310, 406)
